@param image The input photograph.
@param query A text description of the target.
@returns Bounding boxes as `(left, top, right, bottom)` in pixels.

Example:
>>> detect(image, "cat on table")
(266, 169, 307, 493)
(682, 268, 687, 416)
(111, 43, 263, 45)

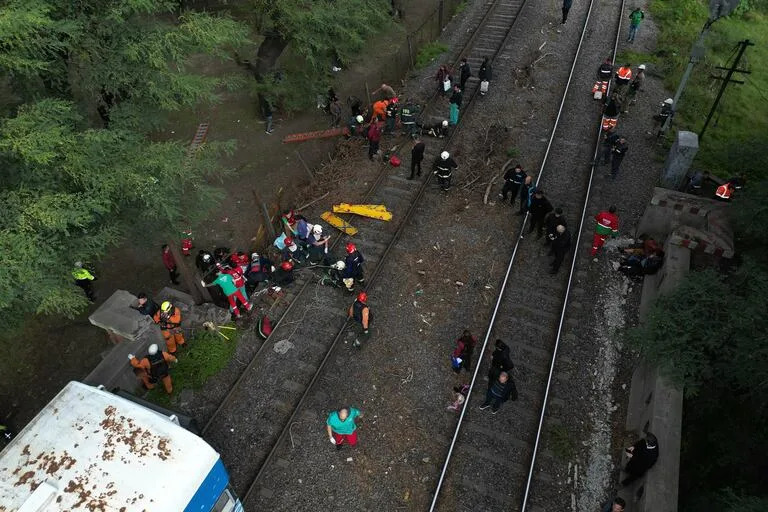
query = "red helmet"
(357, 292, 368, 304)
(283, 210, 295, 224)
(281, 261, 294, 271)
(284, 237, 294, 247)
(345, 242, 356, 254)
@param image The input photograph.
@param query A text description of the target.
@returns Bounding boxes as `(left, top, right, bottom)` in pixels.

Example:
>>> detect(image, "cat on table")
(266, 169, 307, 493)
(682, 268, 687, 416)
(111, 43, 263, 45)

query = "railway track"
(428, 0, 627, 510)
(199, 0, 529, 505)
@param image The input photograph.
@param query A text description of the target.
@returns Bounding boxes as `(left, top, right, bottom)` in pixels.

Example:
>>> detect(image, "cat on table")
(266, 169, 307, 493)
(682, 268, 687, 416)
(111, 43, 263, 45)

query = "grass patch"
(455, 0, 469, 14)
(506, 147, 520, 158)
(546, 423, 576, 460)
(647, 0, 768, 180)
(146, 324, 240, 408)
(415, 41, 449, 69)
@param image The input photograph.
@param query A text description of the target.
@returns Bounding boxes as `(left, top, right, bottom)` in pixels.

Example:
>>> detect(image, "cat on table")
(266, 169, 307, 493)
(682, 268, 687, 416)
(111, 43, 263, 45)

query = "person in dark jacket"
(451, 330, 477, 373)
(598, 58, 613, 81)
(498, 164, 526, 206)
(622, 433, 659, 485)
(132, 292, 159, 316)
(342, 242, 365, 292)
(434, 151, 458, 191)
(518, 175, 534, 215)
(459, 58, 472, 89)
(449, 85, 463, 125)
(409, 137, 425, 180)
(544, 207, 567, 244)
(549, 225, 572, 274)
(528, 189, 554, 237)
(367, 121, 382, 160)
(604, 92, 622, 118)
(610, 137, 629, 177)
(562, 0, 573, 23)
(161, 244, 180, 285)
(489, 339, 514, 382)
(599, 128, 621, 165)
(478, 56, 492, 93)
(479, 371, 517, 413)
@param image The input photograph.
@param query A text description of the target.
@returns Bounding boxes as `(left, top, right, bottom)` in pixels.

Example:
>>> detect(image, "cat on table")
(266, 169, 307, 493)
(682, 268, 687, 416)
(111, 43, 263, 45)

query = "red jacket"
(367, 122, 382, 143)
(162, 250, 176, 270)
(594, 211, 619, 236)
(223, 267, 246, 288)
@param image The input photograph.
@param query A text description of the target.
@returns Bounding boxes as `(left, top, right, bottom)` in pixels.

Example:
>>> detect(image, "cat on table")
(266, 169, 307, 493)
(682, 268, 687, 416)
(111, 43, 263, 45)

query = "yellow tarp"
(333, 203, 393, 221)
(321, 211, 358, 235)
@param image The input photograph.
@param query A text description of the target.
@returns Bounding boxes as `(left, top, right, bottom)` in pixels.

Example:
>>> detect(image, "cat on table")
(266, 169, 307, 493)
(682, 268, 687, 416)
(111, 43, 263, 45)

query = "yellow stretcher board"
(321, 211, 358, 235)
(333, 203, 393, 221)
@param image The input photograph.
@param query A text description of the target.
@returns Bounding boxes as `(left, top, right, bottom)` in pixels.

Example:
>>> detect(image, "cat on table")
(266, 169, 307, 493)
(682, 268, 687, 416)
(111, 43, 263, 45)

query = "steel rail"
(201, 0, 509, 437)
(519, 0, 626, 508)
(428, 0, 626, 508)
(238, 0, 529, 504)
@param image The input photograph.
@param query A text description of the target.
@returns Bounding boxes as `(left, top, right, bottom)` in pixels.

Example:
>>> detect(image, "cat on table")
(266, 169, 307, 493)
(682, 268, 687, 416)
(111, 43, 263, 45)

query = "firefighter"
(129, 344, 177, 395)
(653, 98, 674, 136)
(426, 119, 449, 138)
(399, 102, 420, 137)
(348, 114, 365, 138)
(72, 262, 96, 302)
(498, 164, 527, 207)
(201, 271, 252, 318)
(273, 260, 295, 286)
(196, 249, 215, 274)
(348, 292, 372, 348)
(435, 151, 458, 191)
(246, 252, 273, 290)
(384, 97, 399, 134)
(343, 242, 365, 292)
(591, 206, 619, 257)
(153, 301, 185, 353)
(282, 237, 308, 264)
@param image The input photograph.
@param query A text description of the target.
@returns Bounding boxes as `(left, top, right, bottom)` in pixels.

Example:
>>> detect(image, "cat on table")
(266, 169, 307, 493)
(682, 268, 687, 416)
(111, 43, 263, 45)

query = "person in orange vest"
(714, 180, 735, 201)
(615, 63, 633, 94)
(129, 344, 177, 394)
(153, 301, 185, 353)
(591, 206, 619, 257)
(371, 99, 388, 123)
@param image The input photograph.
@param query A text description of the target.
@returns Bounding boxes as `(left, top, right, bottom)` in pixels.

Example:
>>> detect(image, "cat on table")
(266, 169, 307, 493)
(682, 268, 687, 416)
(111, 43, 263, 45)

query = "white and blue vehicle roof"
(0, 381, 228, 511)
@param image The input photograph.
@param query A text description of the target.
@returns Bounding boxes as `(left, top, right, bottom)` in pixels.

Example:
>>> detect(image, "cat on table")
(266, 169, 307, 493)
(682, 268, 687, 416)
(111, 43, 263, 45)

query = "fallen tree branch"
(297, 191, 330, 211)
(484, 158, 513, 204)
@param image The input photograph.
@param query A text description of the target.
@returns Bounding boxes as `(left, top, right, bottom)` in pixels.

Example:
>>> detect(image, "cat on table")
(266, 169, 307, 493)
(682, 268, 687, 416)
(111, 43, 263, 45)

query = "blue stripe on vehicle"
(184, 458, 230, 512)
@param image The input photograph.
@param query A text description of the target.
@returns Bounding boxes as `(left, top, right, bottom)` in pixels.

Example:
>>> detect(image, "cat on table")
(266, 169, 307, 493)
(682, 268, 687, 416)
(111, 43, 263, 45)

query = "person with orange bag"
(153, 301, 185, 353)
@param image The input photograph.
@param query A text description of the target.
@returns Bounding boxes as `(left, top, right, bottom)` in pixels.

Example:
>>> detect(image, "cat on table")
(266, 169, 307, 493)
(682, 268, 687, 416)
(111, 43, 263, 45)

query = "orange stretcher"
(282, 126, 349, 143)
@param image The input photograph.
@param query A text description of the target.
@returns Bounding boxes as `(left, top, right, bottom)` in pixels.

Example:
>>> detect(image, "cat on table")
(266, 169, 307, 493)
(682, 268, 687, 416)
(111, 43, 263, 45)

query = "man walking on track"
(591, 206, 619, 257)
(326, 406, 363, 449)
(627, 7, 645, 43)
(409, 137, 425, 180)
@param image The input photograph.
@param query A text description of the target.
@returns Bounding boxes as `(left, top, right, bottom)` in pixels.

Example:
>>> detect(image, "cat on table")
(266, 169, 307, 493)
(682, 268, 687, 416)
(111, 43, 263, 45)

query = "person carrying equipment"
(153, 301, 185, 353)
(343, 242, 365, 292)
(435, 151, 458, 191)
(129, 344, 177, 394)
(348, 292, 372, 348)
(201, 271, 253, 318)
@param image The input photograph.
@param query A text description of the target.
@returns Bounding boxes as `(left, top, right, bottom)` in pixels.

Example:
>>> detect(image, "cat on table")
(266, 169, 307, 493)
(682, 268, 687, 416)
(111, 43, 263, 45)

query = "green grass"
(455, 0, 469, 14)
(146, 324, 240, 407)
(645, 0, 768, 180)
(415, 41, 449, 69)
(546, 423, 576, 460)
(506, 147, 520, 158)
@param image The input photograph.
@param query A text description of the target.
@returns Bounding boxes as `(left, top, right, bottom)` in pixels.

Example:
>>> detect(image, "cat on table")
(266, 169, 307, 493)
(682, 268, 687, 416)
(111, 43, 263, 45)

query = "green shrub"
(415, 41, 449, 69)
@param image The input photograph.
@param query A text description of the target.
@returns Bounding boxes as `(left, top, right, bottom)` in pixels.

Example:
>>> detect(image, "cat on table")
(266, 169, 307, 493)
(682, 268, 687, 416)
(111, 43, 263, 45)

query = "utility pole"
(659, 0, 741, 135)
(699, 39, 753, 140)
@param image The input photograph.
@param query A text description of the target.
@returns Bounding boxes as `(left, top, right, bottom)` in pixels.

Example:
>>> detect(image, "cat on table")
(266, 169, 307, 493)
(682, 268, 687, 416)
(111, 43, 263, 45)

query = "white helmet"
(74, 261, 83, 268)
(251, 252, 259, 261)
(148, 344, 159, 355)
(356, 115, 364, 123)
(313, 224, 323, 234)
(441, 120, 448, 127)
(440, 151, 449, 160)
(335, 260, 346, 270)
(664, 98, 673, 104)
(638, 64, 646, 70)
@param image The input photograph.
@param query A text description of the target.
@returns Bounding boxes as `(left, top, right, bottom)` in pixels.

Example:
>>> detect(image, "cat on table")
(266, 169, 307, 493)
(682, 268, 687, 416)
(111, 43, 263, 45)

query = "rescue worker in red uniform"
(348, 292, 372, 348)
(714, 181, 735, 201)
(591, 206, 619, 257)
(202, 270, 252, 318)
(129, 344, 177, 394)
(153, 301, 185, 353)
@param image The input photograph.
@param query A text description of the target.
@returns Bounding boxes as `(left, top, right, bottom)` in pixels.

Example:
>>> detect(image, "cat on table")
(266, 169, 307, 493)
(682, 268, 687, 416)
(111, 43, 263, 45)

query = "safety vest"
(72, 268, 94, 280)
(148, 351, 169, 380)
(715, 183, 732, 200)
(602, 117, 618, 131)
(616, 67, 632, 81)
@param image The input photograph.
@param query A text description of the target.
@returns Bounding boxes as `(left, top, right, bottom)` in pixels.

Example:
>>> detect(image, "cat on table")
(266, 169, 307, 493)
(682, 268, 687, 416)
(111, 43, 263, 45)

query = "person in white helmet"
(434, 151, 458, 191)
(426, 119, 449, 138)
(246, 251, 274, 291)
(624, 64, 646, 110)
(653, 98, 674, 136)
(347, 114, 365, 138)
(129, 344, 177, 394)
(307, 224, 331, 264)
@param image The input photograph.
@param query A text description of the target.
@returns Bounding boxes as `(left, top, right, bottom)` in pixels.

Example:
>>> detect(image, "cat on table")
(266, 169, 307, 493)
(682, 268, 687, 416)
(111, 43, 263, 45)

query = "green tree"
(244, 0, 391, 109)
(0, 98, 233, 318)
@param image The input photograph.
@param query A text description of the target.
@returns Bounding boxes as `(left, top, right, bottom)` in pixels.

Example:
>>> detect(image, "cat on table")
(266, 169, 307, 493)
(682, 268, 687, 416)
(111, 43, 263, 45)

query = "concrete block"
(156, 287, 196, 307)
(637, 187, 728, 240)
(668, 225, 734, 258)
(660, 131, 699, 190)
(88, 290, 154, 341)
